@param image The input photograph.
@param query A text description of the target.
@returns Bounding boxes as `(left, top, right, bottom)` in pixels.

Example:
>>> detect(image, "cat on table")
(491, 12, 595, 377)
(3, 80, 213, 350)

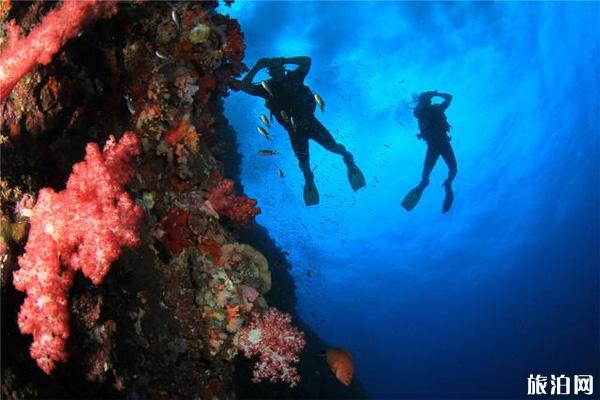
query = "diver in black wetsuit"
(240, 56, 365, 206)
(402, 90, 457, 213)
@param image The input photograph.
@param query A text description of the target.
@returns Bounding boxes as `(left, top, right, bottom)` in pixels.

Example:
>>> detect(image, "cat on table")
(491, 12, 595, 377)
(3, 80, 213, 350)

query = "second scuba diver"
(402, 90, 457, 213)
(240, 56, 366, 206)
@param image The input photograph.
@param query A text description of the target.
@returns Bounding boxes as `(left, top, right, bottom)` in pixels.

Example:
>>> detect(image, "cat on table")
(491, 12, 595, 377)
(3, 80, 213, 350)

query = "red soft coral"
(220, 16, 245, 65)
(205, 177, 260, 226)
(13, 132, 142, 374)
(0, 0, 118, 99)
(234, 308, 305, 388)
(156, 208, 192, 257)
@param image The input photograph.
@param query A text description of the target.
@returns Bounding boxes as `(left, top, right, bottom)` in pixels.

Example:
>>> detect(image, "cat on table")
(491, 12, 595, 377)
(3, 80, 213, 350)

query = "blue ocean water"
(219, 2, 599, 399)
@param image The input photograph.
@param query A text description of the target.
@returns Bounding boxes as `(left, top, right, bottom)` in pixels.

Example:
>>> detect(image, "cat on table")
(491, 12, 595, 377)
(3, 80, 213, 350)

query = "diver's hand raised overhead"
(240, 58, 271, 94)
(264, 56, 311, 77)
(255, 58, 270, 69)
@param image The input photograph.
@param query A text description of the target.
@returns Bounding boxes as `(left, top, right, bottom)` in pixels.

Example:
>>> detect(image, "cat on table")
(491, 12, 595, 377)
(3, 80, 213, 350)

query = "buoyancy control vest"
(414, 104, 451, 143)
(264, 70, 316, 126)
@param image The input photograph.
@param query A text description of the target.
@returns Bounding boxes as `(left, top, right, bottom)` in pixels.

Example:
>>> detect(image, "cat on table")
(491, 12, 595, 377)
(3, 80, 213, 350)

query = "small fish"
(260, 114, 271, 129)
(290, 116, 297, 131)
(171, 9, 181, 30)
(258, 149, 277, 156)
(155, 50, 169, 60)
(314, 93, 325, 112)
(279, 169, 284, 178)
(261, 80, 273, 96)
(280, 110, 289, 121)
(257, 126, 270, 140)
(124, 95, 136, 114)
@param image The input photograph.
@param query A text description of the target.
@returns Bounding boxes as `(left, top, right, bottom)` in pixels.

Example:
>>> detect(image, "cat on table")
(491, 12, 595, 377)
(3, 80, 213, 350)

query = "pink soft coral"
(13, 132, 142, 374)
(205, 177, 260, 226)
(234, 308, 305, 387)
(0, 0, 118, 99)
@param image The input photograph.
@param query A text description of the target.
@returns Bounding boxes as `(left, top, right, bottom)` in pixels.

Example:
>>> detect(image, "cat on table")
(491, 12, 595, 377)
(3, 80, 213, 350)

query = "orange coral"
(226, 305, 239, 321)
(165, 119, 200, 153)
(0, 0, 11, 21)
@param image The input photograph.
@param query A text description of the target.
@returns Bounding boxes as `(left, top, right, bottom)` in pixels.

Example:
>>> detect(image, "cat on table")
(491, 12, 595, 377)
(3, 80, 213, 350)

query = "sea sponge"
(223, 243, 271, 294)
(189, 23, 211, 45)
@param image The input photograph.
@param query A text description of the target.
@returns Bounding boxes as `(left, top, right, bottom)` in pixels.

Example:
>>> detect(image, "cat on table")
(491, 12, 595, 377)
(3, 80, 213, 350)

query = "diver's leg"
(421, 145, 440, 186)
(290, 132, 319, 205)
(291, 135, 312, 181)
(308, 118, 353, 161)
(401, 145, 439, 211)
(308, 118, 365, 190)
(440, 142, 458, 183)
(439, 142, 457, 213)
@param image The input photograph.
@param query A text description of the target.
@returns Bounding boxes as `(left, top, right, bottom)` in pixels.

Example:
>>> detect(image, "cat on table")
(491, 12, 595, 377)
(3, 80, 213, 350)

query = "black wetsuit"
(255, 69, 353, 181)
(414, 103, 457, 184)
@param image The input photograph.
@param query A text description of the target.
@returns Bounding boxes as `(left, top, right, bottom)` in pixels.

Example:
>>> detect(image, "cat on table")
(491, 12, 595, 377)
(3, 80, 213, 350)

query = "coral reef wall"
(0, 1, 299, 398)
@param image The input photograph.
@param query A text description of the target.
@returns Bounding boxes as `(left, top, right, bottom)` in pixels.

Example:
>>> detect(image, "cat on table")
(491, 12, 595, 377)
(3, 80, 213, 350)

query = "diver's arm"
(282, 56, 311, 76)
(241, 58, 269, 95)
(434, 91, 453, 110)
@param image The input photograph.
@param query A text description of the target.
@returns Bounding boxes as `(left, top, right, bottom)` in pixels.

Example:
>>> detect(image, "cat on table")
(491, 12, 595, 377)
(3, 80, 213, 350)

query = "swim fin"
(442, 180, 454, 213)
(304, 179, 320, 206)
(401, 183, 427, 211)
(346, 161, 366, 191)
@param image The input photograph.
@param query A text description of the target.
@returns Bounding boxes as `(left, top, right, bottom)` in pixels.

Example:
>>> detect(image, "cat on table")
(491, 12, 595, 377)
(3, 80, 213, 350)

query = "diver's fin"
(401, 183, 427, 211)
(442, 180, 454, 213)
(304, 180, 320, 206)
(346, 162, 366, 191)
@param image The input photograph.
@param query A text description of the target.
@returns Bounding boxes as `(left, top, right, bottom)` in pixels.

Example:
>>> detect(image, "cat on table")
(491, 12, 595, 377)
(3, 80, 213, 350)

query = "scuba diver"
(402, 90, 457, 213)
(240, 56, 365, 206)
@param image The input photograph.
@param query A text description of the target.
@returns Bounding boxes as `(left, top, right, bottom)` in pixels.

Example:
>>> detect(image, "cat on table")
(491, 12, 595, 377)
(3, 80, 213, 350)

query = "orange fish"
(325, 348, 354, 386)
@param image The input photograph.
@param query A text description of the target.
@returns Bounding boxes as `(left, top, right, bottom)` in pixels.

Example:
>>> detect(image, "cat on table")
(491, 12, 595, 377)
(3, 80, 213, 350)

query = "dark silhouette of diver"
(240, 56, 365, 206)
(402, 90, 457, 213)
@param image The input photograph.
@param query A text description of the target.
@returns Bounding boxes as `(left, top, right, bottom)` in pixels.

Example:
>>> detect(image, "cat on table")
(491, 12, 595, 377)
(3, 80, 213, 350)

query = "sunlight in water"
(220, 2, 599, 397)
